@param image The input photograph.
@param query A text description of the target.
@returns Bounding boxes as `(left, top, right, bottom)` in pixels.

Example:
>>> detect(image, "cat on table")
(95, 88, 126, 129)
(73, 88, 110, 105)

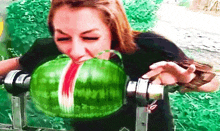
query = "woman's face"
(53, 6, 112, 64)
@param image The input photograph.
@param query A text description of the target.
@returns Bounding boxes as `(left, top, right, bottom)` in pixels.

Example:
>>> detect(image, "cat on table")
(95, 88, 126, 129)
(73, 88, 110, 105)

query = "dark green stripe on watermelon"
(73, 58, 127, 118)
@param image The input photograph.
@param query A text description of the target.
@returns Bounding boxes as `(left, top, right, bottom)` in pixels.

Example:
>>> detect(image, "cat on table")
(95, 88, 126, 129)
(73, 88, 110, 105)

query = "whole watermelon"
(30, 56, 128, 119)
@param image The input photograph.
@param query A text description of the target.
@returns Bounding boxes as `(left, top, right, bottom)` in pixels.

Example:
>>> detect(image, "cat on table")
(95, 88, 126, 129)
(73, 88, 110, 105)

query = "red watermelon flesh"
(58, 61, 82, 113)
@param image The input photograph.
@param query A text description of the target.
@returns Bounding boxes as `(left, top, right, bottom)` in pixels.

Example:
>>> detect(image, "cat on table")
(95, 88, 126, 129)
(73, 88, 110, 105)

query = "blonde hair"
(48, 0, 140, 54)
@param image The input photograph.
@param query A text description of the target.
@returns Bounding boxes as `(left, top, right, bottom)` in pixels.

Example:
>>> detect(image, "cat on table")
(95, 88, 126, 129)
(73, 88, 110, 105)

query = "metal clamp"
(0, 70, 66, 131)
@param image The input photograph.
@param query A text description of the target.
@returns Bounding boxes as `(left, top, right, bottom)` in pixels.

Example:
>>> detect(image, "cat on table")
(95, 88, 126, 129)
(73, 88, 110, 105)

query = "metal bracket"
(0, 91, 67, 131)
(136, 107, 148, 131)
(127, 78, 165, 131)
(11, 93, 27, 129)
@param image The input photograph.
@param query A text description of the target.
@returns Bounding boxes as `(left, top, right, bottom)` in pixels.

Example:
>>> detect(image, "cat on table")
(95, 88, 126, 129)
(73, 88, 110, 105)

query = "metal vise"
(0, 70, 164, 131)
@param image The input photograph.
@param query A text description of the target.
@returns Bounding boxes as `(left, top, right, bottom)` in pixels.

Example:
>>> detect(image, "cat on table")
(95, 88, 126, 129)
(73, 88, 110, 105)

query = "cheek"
(103, 37, 112, 50)
(91, 39, 111, 60)
(56, 44, 71, 55)
(105, 30, 112, 49)
(100, 32, 112, 49)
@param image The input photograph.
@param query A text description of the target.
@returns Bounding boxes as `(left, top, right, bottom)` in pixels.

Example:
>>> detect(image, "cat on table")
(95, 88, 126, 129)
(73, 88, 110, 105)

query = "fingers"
(142, 67, 163, 79)
(186, 64, 196, 74)
(179, 64, 196, 83)
(142, 61, 169, 78)
(150, 61, 185, 72)
(142, 61, 197, 85)
(144, 61, 181, 79)
(149, 61, 168, 69)
(151, 75, 162, 85)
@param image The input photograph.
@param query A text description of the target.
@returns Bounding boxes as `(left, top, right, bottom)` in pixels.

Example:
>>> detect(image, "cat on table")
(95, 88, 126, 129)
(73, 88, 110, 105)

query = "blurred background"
(0, 0, 220, 130)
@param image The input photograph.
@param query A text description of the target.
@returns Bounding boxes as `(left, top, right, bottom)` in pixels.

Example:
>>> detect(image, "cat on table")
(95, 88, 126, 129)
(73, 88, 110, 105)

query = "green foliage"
(169, 91, 220, 131)
(7, 48, 22, 58)
(0, 55, 5, 61)
(0, 89, 12, 124)
(26, 99, 70, 130)
(178, 0, 191, 7)
(123, 0, 163, 32)
(169, 47, 220, 131)
(6, 0, 51, 55)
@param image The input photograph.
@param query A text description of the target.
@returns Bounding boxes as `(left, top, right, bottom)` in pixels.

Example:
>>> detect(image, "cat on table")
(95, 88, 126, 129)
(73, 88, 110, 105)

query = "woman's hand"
(142, 61, 196, 85)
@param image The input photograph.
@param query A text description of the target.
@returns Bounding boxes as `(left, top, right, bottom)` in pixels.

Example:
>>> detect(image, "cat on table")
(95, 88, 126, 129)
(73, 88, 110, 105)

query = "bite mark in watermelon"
(58, 61, 83, 112)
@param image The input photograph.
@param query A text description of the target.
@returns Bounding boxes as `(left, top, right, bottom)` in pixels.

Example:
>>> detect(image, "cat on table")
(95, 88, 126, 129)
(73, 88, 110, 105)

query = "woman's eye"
(57, 38, 71, 41)
(83, 37, 99, 40)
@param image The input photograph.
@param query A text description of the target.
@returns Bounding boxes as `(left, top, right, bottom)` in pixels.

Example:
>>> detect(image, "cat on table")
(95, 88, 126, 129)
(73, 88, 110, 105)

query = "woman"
(0, 0, 218, 130)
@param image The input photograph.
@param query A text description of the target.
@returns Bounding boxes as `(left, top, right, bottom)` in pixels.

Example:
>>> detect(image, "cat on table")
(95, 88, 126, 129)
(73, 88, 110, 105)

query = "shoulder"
(23, 37, 60, 56)
(134, 31, 187, 61)
(34, 37, 55, 46)
(134, 31, 176, 50)
(30, 37, 57, 52)
(19, 37, 61, 73)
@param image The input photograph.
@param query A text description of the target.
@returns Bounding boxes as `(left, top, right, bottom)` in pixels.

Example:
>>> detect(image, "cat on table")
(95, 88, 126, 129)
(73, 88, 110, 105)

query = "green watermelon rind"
(30, 57, 127, 119)
(30, 57, 71, 117)
(72, 58, 127, 118)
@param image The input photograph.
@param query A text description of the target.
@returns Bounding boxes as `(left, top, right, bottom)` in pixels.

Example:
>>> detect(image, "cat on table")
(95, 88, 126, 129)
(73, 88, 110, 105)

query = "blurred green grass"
(0, 88, 12, 124)
(0, 0, 220, 131)
(170, 91, 220, 131)
(178, 0, 191, 7)
(169, 48, 220, 131)
(0, 87, 71, 130)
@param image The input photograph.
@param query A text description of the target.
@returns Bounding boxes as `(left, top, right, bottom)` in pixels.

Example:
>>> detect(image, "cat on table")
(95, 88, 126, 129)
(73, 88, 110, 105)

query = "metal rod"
(11, 93, 27, 130)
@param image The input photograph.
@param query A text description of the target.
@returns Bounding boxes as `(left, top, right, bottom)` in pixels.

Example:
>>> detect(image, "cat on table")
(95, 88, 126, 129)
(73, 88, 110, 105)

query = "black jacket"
(19, 32, 188, 131)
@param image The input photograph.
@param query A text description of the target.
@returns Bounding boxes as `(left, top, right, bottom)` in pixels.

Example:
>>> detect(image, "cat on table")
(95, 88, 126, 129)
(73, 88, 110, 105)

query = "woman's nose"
(69, 40, 86, 61)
